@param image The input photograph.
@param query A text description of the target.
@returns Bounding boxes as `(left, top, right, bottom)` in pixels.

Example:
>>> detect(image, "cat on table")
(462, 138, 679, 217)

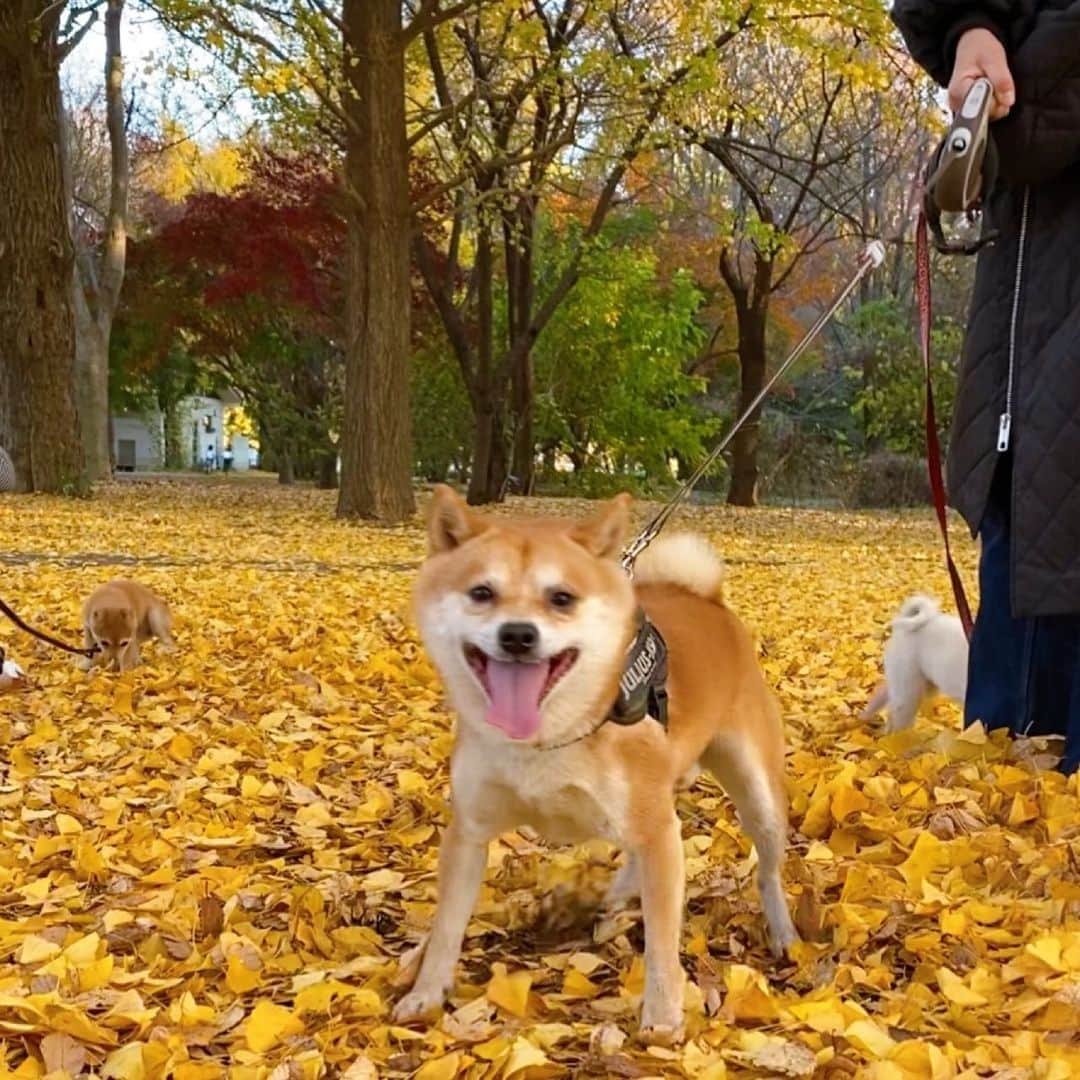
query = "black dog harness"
(606, 610, 669, 730)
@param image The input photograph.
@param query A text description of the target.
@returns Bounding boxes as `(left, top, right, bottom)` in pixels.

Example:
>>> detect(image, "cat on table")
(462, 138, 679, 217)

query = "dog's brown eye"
(120, 640, 130, 648)
(469, 584, 495, 604)
(550, 590, 577, 610)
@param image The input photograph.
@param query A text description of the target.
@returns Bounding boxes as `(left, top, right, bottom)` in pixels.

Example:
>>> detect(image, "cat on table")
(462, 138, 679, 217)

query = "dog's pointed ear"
(570, 493, 632, 559)
(428, 484, 485, 554)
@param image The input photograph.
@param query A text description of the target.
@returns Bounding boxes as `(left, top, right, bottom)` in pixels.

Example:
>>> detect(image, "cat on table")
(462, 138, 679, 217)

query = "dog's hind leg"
(702, 737, 798, 957)
(148, 603, 176, 653)
(605, 852, 640, 907)
(881, 649, 926, 734)
(861, 680, 889, 721)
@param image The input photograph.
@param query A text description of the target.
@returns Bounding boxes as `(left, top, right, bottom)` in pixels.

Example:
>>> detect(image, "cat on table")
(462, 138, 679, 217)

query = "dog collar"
(606, 609, 669, 730)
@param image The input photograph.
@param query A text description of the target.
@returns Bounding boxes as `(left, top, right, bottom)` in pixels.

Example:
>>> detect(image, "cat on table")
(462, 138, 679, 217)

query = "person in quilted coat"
(891, 0, 1080, 771)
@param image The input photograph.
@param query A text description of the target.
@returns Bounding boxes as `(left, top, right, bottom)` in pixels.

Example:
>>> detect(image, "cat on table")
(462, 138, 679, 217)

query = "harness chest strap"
(606, 610, 669, 730)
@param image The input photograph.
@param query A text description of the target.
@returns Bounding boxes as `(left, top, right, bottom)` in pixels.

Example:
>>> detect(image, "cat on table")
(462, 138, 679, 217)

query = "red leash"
(915, 209, 974, 638)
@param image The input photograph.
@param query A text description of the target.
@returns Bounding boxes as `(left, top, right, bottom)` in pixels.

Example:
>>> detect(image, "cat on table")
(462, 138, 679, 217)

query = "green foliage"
(109, 323, 204, 419)
(849, 298, 963, 457)
(409, 215, 715, 488)
(410, 339, 473, 482)
(533, 224, 715, 481)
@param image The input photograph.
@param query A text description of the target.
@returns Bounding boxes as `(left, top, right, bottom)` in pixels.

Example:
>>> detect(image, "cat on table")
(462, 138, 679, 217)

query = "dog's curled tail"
(632, 533, 724, 602)
(891, 593, 941, 634)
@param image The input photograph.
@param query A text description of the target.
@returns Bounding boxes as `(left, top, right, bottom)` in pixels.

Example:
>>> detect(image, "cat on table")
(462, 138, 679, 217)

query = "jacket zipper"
(999, 187, 1031, 452)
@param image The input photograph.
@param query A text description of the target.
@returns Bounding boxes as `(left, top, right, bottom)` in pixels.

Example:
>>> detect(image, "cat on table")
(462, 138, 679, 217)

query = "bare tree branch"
(404, 0, 481, 44)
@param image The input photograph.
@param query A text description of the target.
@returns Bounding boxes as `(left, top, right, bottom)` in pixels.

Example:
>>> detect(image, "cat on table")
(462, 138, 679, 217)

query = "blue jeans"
(964, 456, 1080, 773)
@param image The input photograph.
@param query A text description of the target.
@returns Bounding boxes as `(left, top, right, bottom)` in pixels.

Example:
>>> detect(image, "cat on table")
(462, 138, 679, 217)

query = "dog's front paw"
(637, 1020, 685, 1048)
(769, 925, 800, 959)
(882, 714, 916, 736)
(393, 986, 449, 1025)
(639, 999, 684, 1046)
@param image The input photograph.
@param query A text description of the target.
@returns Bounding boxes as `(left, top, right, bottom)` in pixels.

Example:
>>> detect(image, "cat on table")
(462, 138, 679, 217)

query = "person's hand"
(949, 27, 1015, 119)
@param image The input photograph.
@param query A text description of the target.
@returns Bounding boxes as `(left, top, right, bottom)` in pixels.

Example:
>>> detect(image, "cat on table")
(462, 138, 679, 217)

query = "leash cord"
(621, 240, 886, 571)
(0, 597, 98, 659)
(915, 209, 974, 638)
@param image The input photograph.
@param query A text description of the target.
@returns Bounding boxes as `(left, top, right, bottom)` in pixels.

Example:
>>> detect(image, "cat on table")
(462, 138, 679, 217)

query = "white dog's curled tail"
(632, 533, 724, 602)
(891, 593, 941, 634)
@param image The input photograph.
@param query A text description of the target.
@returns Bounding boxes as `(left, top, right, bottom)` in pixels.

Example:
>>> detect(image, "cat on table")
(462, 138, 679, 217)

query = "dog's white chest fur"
(452, 737, 629, 845)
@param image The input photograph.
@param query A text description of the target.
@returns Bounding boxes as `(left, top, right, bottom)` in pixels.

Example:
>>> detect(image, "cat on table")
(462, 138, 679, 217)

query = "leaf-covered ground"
(1, 478, 1077, 1080)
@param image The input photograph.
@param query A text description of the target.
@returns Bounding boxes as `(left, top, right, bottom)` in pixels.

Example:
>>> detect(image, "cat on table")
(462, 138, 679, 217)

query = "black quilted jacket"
(892, 0, 1080, 616)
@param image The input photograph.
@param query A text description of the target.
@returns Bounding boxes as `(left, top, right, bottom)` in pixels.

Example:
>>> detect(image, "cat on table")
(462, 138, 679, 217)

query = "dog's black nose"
(498, 621, 539, 657)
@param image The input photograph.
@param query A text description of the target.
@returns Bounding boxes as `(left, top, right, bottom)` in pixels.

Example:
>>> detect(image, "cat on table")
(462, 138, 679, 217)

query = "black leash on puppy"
(0, 597, 98, 659)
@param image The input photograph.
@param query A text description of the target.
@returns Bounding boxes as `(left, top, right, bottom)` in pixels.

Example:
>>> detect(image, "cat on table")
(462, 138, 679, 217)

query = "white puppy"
(862, 594, 968, 733)
(0, 653, 26, 691)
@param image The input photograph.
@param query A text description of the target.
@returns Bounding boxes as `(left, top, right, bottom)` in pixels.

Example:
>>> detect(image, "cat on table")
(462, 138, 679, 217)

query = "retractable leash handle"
(924, 78, 999, 254)
(930, 78, 993, 212)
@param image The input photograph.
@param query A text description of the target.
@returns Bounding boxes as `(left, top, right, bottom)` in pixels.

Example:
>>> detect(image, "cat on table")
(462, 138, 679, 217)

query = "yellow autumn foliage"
(141, 120, 247, 205)
(0, 478, 1078, 1077)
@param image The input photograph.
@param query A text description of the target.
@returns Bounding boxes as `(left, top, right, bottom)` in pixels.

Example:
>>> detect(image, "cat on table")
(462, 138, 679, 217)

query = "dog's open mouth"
(464, 645, 578, 739)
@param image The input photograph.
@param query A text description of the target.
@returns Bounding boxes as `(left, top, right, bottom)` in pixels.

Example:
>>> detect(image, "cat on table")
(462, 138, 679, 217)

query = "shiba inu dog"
(80, 580, 175, 673)
(395, 487, 798, 1043)
(862, 593, 968, 733)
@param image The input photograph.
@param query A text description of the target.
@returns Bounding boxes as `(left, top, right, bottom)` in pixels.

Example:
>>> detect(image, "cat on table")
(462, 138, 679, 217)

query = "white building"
(113, 411, 165, 471)
(112, 392, 255, 472)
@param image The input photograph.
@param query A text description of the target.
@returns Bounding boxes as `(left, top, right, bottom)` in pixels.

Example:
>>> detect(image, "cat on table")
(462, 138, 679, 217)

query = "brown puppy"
(80, 580, 175, 672)
(395, 488, 797, 1043)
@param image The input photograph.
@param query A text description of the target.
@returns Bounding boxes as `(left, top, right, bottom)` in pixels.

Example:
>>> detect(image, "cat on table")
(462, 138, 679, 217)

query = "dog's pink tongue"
(485, 659, 548, 739)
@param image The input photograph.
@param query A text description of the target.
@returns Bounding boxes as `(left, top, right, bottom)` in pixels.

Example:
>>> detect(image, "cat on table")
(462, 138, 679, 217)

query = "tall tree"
(688, 37, 894, 505)
(412, 2, 752, 503)
(0, 2, 86, 493)
(70, 0, 130, 483)
(156, 0, 475, 521)
(339, 0, 414, 520)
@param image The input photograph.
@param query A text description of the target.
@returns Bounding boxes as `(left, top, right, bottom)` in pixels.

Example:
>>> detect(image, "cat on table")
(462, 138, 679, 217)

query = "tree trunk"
(73, 312, 111, 479)
(68, 0, 128, 484)
(107, 412, 116, 471)
(337, 0, 415, 523)
(163, 401, 184, 468)
(465, 222, 508, 505)
(0, 2, 85, 493)
(505, 201, 538, 495)
(510, 350, 534, 495)
(277, 447, 295, 485)
(317, 448, 339, 490)
(467, 397, 508, 506)
(727, 299, 768, 507)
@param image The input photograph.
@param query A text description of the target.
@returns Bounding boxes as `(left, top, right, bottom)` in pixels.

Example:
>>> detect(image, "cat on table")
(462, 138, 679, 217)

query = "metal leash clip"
(923, 77, 1000, 254)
